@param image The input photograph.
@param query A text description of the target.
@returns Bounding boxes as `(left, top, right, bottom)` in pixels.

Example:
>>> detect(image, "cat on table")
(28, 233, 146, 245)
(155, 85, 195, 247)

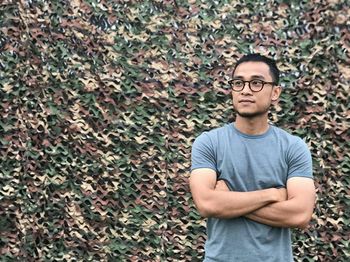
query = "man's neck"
(234, 115, 270, 136)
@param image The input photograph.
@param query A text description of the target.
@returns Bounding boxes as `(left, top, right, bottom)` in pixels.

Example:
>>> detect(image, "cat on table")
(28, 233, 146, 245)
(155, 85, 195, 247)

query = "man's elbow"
(289, 213, 312, 229)
(197, 208, 212, 218)
(193, 194, 226, 218)
(297, 215, 312, 230)
(195, 200, 217, 218)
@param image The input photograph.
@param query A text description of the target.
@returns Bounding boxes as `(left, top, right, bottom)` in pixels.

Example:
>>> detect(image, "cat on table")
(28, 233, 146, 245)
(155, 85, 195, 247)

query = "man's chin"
(236, 110, 268, 118)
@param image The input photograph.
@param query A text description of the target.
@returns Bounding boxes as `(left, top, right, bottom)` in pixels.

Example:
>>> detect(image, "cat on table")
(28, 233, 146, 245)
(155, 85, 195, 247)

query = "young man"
(190, 54, 315, 261)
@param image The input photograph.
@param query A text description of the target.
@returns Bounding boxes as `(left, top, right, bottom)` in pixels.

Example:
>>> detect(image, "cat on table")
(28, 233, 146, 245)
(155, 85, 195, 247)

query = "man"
(189, 53, 315, 261)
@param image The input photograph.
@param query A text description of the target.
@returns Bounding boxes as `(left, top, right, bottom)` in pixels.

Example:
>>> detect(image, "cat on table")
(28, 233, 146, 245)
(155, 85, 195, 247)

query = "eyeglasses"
(228, 79, 276, 92)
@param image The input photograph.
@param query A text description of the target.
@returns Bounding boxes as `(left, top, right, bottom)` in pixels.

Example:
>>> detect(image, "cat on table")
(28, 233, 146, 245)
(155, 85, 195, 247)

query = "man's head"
(230, 53, 281, 118)
(232, 53, 280, 84)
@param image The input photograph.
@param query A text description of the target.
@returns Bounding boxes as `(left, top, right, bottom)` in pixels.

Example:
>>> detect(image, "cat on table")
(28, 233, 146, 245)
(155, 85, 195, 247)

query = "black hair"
(232, 53, 280, 84)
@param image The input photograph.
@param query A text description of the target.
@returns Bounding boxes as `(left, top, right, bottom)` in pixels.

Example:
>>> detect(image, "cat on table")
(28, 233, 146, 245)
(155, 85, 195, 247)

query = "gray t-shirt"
(191, 123, 313, 262)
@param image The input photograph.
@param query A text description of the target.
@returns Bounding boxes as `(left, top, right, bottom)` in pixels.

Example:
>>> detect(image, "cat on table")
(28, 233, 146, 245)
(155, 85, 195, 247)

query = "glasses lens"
(232, 80, 244, 91)
(250, 80, 263, 91)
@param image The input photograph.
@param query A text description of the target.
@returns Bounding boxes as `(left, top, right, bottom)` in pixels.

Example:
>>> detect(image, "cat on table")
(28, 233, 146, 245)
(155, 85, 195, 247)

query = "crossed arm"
(189, 168, 316, 229)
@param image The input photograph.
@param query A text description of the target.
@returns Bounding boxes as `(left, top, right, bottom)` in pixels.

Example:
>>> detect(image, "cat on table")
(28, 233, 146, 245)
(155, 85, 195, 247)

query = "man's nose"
(241, 81, 252, 93)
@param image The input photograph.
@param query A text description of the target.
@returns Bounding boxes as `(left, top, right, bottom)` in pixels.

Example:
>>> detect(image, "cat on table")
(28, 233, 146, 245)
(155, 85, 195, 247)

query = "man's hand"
(275, 187, 288, 202)
(245, 178, 315, 229)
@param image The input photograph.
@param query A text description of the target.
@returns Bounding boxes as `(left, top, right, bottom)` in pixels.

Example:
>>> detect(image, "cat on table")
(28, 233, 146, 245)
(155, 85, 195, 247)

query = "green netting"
(0, 0, 349, 261)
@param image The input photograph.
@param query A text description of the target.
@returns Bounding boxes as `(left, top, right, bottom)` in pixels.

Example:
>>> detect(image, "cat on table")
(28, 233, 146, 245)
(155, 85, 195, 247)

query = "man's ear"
(271, 86, 282, 103)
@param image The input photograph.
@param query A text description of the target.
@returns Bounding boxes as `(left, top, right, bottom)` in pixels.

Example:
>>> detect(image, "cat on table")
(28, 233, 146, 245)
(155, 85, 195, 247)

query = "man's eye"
(234, 81, 243, 86)
(251, 80, 262, 85)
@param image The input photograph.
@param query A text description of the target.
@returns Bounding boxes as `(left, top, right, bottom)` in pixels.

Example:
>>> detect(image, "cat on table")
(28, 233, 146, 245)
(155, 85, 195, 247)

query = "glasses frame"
(228, 79, 276, 92)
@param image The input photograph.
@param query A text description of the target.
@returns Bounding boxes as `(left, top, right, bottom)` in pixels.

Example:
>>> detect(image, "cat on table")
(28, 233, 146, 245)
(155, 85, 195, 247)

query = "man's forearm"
(198, 188, 283, 219)
(245, 198, 311, 229)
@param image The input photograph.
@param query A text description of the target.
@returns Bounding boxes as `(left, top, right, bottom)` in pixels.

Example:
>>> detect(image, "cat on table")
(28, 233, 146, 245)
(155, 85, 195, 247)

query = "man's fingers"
(276, 187, 288, 201)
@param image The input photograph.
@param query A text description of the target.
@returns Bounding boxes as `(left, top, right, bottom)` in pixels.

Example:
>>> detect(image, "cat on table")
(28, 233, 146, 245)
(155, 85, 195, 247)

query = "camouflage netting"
(0, 0, 349, 261)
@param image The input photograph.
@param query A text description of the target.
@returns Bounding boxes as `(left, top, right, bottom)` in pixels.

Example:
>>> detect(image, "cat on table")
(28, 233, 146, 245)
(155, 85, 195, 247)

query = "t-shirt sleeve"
(190, 132, 217, 172)
(287, 137, 313, 180)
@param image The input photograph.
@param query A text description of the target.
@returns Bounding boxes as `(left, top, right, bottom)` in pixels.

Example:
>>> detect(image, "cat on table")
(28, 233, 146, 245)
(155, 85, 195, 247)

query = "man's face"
(231, 61, 281, 118)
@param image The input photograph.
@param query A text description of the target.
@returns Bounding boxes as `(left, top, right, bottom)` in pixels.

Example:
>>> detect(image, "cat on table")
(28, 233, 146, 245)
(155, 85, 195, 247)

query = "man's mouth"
(239, 100, 255, 103)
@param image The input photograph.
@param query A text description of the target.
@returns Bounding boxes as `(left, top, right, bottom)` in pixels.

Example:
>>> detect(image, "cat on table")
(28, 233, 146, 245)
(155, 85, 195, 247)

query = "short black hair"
(232, 53, 280, 84)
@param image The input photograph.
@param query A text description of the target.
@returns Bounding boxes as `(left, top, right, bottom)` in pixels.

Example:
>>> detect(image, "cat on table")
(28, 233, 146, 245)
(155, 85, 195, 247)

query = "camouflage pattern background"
(0, 0, 349, 261)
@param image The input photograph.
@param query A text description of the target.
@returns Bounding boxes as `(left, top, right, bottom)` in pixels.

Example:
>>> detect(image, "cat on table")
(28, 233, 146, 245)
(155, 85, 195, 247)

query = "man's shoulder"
(197, 123, 232, 138)
(270, 125, 306, 145)
(207, 123, 233, 135)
